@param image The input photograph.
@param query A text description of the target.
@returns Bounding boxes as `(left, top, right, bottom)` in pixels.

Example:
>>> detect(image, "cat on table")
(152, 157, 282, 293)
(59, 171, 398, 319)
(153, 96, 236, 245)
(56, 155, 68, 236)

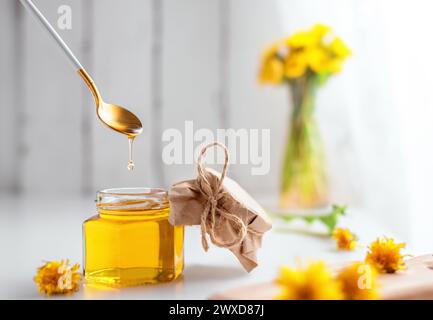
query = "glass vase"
(279, 76, 329, 209)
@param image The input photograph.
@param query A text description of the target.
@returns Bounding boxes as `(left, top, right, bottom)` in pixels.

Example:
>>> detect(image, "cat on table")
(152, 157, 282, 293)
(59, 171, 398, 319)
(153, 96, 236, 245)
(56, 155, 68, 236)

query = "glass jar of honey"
(83, 188, 184, 287)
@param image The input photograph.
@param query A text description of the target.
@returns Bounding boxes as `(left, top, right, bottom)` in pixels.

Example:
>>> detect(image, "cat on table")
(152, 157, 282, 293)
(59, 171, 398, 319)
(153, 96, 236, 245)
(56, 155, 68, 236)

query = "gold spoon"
(19, 0, 143, 137)
(78, 69, 142, 137)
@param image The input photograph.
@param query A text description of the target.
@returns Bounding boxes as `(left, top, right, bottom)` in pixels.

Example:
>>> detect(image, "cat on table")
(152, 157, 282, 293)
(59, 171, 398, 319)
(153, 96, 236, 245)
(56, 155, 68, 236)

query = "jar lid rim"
(96, 188, 169, 213)
(98, 187, 167, 197)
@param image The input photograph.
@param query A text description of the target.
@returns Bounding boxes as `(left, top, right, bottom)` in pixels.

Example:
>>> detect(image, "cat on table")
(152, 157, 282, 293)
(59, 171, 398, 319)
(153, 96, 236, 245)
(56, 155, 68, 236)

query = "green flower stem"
(272, 204, 347, 235)
(280, 75, 328, 208)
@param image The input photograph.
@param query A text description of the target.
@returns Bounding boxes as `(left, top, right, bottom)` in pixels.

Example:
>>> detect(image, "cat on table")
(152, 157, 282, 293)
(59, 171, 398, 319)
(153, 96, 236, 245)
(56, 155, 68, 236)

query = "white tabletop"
(0, 195, 396, 300)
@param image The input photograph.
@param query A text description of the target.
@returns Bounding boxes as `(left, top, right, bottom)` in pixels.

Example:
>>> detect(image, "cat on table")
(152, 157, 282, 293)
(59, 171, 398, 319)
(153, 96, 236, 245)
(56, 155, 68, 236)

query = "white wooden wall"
(1, 0, 415, 240)
(0, 0, 284, 197)
(0, 0, 20, 194)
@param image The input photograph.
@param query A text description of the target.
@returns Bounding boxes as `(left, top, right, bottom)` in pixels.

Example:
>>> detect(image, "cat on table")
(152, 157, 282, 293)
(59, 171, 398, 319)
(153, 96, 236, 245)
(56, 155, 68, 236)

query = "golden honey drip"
(127, 137, 135, 171)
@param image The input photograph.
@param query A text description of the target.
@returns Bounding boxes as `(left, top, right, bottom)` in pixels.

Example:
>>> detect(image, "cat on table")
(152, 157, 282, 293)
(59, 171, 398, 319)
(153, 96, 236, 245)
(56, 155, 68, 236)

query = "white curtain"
(277, 0, 433, 250)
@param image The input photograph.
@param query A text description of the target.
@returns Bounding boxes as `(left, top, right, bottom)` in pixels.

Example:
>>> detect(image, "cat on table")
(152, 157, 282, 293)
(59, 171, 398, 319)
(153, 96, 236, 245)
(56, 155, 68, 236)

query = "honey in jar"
(83, 188, 184, 287)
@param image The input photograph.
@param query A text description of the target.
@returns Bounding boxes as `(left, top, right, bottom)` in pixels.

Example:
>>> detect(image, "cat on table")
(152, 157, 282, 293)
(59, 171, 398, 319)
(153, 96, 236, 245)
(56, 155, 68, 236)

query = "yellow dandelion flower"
(332, 227, 358, 250)
(307, 47, 335, 74)
(258, 56, 285, 84)
(330, 37, 352, 59)
(365, 237, 407, 273)
(276, 261, 343, 300)
(311, 24, 331, 39)
(260, 24, 350, 82)
(328, 58, 344, 74)
(260, 40, 284, 61)
(34, 259, 81, 296)
(285, 52, 308, 78)
(286, 30, 317, 49)
(337, 262, 380, 300)
(286, 24, 330, 49)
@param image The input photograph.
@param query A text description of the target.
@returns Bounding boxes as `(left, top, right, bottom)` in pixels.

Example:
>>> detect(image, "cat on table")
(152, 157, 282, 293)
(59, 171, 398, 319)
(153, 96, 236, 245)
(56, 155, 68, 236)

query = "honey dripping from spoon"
(127, 137, 135, 171)
(18, 0, 143, 172)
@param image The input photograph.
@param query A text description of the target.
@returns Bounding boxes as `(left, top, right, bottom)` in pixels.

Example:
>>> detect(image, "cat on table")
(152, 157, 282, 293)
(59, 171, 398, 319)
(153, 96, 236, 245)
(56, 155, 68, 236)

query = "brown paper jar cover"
(168, 142, 272, 272)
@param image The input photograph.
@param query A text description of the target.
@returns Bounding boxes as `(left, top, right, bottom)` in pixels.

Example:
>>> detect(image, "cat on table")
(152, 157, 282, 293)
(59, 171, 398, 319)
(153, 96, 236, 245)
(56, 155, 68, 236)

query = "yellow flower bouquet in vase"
(259, 24, 351, 209)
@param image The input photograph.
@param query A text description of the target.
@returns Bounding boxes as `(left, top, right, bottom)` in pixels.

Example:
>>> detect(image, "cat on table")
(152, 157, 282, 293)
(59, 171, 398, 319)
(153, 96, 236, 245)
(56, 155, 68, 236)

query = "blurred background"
(1, 0, 433, 252)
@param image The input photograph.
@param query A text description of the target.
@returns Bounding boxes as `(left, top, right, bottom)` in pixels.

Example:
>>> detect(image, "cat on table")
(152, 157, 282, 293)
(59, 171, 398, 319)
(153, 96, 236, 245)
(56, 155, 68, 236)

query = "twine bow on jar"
(168, 141, 272, 272)
(196, 142, 250, 251)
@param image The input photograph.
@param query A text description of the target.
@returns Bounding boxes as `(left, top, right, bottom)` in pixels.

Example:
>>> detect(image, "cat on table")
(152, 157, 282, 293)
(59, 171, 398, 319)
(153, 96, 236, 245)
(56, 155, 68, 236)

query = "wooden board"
(211, 255, 433, 300)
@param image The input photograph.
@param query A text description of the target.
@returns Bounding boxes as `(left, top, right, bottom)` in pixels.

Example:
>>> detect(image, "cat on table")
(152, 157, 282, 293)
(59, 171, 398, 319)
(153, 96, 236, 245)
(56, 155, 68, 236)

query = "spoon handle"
(19, 0, 83, 70)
